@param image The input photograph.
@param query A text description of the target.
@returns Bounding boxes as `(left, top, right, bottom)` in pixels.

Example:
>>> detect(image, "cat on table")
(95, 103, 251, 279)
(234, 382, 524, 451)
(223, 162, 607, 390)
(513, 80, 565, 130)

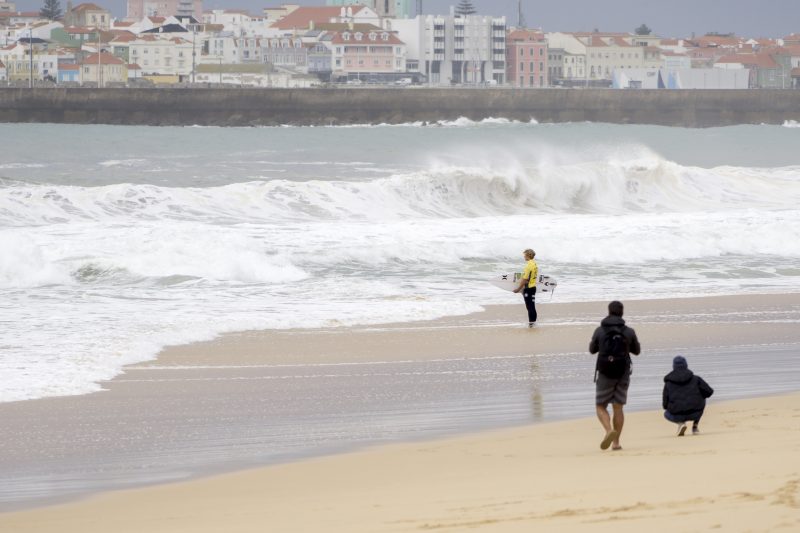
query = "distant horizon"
(10, 0, 800, 39)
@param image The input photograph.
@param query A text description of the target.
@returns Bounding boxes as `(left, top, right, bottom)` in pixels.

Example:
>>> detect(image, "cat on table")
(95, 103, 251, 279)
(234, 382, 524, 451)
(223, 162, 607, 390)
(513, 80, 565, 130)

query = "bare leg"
(596, 404, 612, 433)
(596, 404, 618, 449)
(611, 403, 625, 449)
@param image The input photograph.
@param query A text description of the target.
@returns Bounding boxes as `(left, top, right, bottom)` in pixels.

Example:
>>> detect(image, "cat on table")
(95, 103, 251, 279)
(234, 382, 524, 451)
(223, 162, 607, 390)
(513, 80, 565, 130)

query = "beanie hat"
(673, 355, 688, 370)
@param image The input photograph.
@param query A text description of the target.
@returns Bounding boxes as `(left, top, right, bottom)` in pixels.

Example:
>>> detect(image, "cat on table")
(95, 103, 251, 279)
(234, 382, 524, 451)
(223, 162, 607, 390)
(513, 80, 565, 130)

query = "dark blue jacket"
(662, 369, 714, 414)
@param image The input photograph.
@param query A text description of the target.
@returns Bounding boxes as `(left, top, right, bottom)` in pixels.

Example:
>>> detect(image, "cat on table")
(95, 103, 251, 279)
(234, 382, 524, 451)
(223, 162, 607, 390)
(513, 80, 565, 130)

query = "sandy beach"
(1, 392, 798, 532)
(1, 293, 800, 531)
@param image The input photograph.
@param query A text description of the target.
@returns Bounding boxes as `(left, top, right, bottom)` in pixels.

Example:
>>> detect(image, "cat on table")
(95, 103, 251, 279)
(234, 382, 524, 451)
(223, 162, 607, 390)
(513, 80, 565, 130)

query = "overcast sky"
(16, 0, 800, 38)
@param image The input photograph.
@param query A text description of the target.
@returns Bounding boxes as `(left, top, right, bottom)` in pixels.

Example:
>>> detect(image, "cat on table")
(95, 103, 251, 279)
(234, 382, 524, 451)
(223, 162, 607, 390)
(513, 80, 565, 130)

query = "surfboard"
(490, 273, 558, 294)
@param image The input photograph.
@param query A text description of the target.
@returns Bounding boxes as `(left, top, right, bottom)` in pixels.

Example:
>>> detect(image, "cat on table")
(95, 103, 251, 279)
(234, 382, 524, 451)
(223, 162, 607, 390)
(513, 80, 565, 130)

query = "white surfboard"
(490, 273, 558, 294)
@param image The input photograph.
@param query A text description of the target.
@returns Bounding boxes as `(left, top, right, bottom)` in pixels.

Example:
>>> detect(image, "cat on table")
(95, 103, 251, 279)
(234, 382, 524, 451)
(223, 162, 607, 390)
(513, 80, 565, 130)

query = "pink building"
(331, 29, 406, 80)
(127, 0, 202, 21)
(506, 29, 548, 88)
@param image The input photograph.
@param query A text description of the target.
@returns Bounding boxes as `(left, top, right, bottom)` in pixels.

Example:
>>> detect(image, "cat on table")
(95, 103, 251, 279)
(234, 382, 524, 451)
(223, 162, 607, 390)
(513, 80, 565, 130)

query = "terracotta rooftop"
(72, 3, 106, 12)
(272, 6, 367, 31)
(81, 52, 125, 65)
(716, 53, 778, 69)
(60, 63, 79, 70)
(507, 29, 545, 42)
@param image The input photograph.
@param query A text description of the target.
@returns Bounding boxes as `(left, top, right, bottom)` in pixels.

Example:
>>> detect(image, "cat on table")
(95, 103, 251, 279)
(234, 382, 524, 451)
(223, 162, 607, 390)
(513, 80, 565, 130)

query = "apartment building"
(506, 29, 547, 87)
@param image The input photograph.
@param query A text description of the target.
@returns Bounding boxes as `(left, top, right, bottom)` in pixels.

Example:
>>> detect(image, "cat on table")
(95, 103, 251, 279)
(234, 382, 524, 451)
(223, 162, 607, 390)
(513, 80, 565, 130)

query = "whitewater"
(1, 121, 799, 402)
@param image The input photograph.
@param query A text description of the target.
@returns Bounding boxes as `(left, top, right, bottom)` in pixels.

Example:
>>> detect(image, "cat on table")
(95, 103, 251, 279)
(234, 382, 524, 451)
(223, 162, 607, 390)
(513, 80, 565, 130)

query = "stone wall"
(1, 88, 799, 127)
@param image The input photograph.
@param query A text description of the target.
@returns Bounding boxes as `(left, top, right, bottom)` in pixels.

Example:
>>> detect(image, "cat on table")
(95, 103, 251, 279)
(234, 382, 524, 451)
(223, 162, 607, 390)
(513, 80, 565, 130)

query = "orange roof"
(60, 64, 80, 70)
(114, 21, 134, 27)
(110, 32, 137, 43)
(507, 29, 545, 42)
(64, 26, 97, 33)
(73, 3, 106, 12)
(272, 6, 366, 30)
(716, 53, 778, 69)
(127, 63, 141, 70)
(148, 16, 166, 23)
(695, 35, 741, 48)
(661, 38, 680, 46)
(81, 52, 125, 65)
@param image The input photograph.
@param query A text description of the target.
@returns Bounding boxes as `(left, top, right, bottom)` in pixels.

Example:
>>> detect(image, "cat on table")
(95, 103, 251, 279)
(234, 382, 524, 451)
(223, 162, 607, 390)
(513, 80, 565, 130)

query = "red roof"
(507, 30, 545, 42)
(81, 52, 125, 65)
(716, 53, 778, 69)
(272, 6, 366, 30)
(60, 64, 80, 70)
(110, 32, 137, 43)
(73, 3, 106, 12)
(127, 63, 141, 70)
(64, 26, 97, 34)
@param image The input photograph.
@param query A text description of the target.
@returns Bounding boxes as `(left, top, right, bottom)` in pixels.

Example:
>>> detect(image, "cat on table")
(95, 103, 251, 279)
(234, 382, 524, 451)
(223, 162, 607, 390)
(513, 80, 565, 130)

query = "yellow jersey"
(522, 259, 538, 288)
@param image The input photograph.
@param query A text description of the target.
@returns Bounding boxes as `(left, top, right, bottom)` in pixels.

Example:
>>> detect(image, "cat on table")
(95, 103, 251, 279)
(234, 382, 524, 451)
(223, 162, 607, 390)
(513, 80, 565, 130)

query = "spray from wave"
(2, 147, 798, 227)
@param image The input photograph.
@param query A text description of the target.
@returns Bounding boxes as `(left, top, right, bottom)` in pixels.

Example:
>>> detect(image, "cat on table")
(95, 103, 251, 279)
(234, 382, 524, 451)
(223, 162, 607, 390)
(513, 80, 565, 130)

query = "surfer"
(513, 249, 538, 327)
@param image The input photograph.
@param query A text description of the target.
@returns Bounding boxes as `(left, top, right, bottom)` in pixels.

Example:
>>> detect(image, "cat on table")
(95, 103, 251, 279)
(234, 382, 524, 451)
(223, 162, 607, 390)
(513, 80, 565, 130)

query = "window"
(520, 62, 524, 71)
(530, 75, 534, 86)
(539, 62, 543, 71)
(519, 76, 523, 85)
(530, 62, 534, 71)
(539, 48, 544, 56)
(520, 48, 524, 57)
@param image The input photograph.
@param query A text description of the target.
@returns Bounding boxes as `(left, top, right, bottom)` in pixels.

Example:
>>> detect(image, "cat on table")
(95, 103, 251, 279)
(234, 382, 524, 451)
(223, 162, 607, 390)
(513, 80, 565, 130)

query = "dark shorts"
(595, 371, 630, 406)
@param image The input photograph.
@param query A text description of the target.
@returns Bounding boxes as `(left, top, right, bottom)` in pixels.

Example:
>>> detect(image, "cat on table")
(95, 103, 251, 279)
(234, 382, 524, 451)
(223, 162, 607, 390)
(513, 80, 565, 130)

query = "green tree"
(635, 23, 652, 36)
(455, 1, 477, 16)
(40, 0, 62, 20)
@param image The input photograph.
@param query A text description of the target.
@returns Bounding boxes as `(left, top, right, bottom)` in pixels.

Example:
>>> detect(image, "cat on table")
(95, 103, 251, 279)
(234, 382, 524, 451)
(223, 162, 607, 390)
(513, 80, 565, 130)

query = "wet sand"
(2, 392, 799, 532)
(1, 293, 800, 516)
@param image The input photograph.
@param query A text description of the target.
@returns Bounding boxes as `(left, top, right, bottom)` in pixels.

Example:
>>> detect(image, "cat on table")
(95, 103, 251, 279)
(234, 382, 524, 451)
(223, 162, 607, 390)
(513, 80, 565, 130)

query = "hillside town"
(1, 0, 799, 89)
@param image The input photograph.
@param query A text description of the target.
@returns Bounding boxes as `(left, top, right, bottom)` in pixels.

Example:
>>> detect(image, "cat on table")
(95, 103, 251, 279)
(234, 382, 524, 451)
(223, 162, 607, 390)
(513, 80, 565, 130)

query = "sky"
(14, 0, 800, 38)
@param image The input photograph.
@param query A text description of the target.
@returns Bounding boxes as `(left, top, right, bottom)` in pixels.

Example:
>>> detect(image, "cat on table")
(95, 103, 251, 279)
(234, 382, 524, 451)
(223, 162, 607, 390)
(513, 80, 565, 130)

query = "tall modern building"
(326, 0, 412, 19)
(127, 0, 203, 20)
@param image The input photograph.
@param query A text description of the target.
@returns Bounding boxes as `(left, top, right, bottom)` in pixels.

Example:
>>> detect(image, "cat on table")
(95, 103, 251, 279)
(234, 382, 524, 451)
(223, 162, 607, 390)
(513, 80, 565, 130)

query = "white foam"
(2, 152, 799, 228)
(784, 120, 800, 128)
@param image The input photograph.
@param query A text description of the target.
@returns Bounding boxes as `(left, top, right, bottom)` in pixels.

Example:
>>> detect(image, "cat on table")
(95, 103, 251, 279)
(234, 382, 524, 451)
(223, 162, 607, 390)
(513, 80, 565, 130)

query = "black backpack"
(596, 326, 630, 380)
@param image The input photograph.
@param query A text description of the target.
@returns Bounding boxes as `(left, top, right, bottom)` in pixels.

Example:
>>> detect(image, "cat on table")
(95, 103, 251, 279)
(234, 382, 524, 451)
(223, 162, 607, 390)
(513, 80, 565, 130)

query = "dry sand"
(1, 392, 798, 533)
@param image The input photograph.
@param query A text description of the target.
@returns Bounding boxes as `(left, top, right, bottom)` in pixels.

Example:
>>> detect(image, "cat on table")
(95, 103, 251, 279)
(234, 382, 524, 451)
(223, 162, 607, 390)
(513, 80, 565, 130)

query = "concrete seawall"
(1, 88, 799, 127)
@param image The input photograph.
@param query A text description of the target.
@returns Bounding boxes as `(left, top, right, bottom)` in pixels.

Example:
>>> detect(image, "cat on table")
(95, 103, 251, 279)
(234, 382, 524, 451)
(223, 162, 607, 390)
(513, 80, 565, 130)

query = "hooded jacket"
(589, 316, 641, 358)
(662, 368, 714, 415)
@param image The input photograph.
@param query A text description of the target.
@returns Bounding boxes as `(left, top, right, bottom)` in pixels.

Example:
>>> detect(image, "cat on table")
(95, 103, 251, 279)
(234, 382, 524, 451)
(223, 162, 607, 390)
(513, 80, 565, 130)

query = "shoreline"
(1, 293, 800, 514)
(2, 391, 799, 532)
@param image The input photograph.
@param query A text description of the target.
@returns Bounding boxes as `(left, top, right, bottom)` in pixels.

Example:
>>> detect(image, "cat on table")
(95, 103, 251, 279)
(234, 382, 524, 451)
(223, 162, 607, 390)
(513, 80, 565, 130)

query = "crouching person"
(663, 355, 714, 436)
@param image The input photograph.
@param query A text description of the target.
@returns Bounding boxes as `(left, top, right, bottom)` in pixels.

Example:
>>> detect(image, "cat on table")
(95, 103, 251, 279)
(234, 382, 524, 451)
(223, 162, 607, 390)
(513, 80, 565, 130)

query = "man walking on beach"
(513, 249, 538, 327)
(589, 301, 641, 450)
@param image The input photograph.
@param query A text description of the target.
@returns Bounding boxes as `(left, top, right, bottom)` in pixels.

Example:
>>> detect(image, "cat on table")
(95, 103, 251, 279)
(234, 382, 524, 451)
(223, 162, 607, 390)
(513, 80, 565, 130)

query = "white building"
(393, 12, 506, 85)
(613, 68, 750, 89)
(544, 32, 587, 83)
(128, 34, 193, 77)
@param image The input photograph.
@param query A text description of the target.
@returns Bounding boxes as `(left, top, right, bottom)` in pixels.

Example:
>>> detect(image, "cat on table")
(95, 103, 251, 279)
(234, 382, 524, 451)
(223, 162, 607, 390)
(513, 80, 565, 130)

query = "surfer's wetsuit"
(522, 259, 538, 324)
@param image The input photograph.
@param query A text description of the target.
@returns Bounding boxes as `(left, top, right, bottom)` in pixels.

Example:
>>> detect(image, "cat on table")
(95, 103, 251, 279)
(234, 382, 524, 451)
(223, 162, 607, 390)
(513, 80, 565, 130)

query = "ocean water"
(1, 120, 799, 403)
